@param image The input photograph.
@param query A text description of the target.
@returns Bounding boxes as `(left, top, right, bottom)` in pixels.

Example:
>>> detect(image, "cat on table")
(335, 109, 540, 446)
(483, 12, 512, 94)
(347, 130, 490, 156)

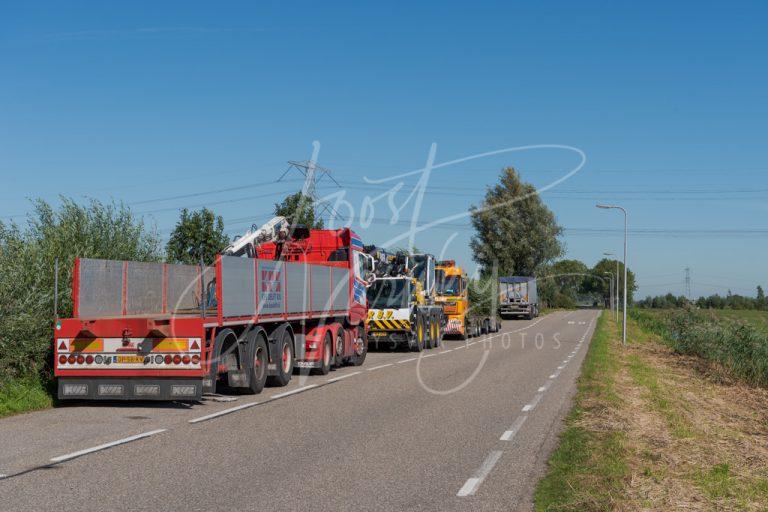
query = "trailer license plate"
(117, 355, 145, 364)
(371, 332, 388, 337)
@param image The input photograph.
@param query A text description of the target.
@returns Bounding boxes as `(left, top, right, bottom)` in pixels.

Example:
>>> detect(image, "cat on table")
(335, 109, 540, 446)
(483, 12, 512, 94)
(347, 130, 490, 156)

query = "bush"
(631, 309, 768, 387)
(0, 198, 161, 383)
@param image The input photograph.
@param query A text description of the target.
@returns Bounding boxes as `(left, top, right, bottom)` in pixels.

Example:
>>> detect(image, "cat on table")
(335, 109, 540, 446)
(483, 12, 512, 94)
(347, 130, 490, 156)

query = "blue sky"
(2, 1, 767, 298)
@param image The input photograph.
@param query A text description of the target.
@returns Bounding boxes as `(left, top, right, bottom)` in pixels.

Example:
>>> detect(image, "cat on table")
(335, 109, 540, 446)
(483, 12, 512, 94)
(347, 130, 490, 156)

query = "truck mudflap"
(58, 377, 203, 401)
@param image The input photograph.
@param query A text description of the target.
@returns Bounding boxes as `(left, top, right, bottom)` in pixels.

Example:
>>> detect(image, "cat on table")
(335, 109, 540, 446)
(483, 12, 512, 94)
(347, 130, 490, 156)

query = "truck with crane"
(435, 260, 501, 339)
(53, 216, 375, 401)
(364, 248, 444, 351)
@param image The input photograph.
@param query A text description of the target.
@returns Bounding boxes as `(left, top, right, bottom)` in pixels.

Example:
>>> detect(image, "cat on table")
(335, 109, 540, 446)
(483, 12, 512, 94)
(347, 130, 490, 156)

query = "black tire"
(207, 328, 238, 394)
(312, 333, 332, 376)
(426, 316, 435, 349)
(244, 331, 268, 394)
(527, 309, 534, 320)
(333, 330, 346, 368)
(411, 316, 425, 352)
(349, 327, 368, 366)
(267, 330, 293, 387)
(434, 315, 443, 347)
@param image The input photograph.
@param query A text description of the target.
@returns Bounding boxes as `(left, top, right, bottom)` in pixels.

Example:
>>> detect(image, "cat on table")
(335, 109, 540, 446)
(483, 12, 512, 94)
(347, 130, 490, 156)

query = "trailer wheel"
(433, 315, 442, 347)
(208, 328, 238, 394)
(267, 330, 293, 387)
(244, 331, 268, 394)
(313, 333, 332, 376)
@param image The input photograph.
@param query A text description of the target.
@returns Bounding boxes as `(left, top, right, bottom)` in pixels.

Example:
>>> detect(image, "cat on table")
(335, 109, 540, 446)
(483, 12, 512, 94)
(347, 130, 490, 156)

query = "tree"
(274, 192, 324, 229)
(757, 285, 766, 310)
(0, 198, 161, 379)
(469, 167, 563, 277)
(587, 258, 637, 305)
(166, 208, 230, 265)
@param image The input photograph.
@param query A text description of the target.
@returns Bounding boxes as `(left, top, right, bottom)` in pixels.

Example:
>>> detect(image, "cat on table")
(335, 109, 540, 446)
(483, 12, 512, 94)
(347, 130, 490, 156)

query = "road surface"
(0, 309, 599, 511)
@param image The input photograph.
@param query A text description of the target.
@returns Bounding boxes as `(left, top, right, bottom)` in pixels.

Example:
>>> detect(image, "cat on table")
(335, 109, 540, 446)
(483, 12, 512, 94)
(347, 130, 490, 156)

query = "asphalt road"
(0, 309, 599, 512)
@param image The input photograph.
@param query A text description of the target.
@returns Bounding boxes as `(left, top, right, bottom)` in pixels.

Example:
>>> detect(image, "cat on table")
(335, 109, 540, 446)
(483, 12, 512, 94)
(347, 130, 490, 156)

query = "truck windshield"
(367, 279, 409, 309)
(437, 275, 460, 296)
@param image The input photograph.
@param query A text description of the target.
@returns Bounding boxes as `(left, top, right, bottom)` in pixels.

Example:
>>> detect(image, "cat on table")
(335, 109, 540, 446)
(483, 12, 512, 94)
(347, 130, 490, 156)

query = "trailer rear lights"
(85, 355, 94, 365)
(95, 355, 103, 364)
(172, 355, 182, 365)
(76, 355, 85, 365)
(170, 385, 197, 397)
(164, 355, 172, 365)
(58, 355, 67, 365)
(67, 354, 76, 364)
(155, 355, 164, 364)
(182, 355, 191, 365)
(62, 384, 88, 396)
(191, 355, 200, 365)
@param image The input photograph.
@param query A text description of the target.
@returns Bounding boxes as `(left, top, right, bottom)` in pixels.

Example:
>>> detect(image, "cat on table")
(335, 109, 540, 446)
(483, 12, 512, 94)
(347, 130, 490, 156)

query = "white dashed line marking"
(549, 374, 557, 379)
(50, 429, 167, 463)
(500, 415, 527, 441)
(538, 386, 547, 392)
(327, 371, 361, 383)
(397, 357, 417, 364)
(457, 450, 503, 497)
(366, 363, 394, 371)
(454, 345, 466, 350)
(522, 404, 533, 412)
(529, 392, 544, 409)
(270, 384, 318, 399)
(189, 402, 260, 424)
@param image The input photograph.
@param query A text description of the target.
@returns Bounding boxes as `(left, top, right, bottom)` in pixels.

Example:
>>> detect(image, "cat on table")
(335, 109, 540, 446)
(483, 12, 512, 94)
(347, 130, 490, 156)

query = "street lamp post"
(603, 252, 619, 322)
(597, 205, 628, 346)
(603, 271, 614, 313)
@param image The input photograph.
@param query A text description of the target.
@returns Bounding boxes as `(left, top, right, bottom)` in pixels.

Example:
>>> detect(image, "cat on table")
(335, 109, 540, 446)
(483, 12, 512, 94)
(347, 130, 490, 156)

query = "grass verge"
(536, 310, 768, 511)
(534, 311, 629, 511)
(0, 376, 54, 418)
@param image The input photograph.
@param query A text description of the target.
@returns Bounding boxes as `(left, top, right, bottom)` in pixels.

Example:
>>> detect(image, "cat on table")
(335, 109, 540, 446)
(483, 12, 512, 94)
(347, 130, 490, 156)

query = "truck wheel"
(334, 330, 345, 367)
(412, 317, 425, 352)
(349, 327, 368, 366)
(425, 317, 435, 349)
(433, 316, 442, 347)
(267, 330, 293, 387)
(244, 332, 268, 394)
(459, 327, 468, 341)
(312, 332, 332, 376)
(527, 309, 534, 320)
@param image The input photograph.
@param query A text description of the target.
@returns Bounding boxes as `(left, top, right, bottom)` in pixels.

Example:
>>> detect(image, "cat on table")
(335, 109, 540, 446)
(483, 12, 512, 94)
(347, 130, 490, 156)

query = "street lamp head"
(603, 252, 614, 256)
(596, 203, 613, 209)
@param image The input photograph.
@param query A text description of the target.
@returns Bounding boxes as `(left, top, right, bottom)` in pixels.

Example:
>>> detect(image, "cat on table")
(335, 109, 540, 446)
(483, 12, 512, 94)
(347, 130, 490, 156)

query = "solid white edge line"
(366, 363, 393, 371)
(327, 371, 361, 383)
(442, 348, 454, 353)
(457, 450, 503, 497)
(549, 374, 557, 379)
(454, 345, 466, 350)
(500, 415, 528, 441)
(397, 357, 417, 364)
(538, 386, 547, 392)
(522, 404, 533, 412)
(270, 384, 318, 399)
(189, 402, 259, 424)
(50, 429, 167, 463)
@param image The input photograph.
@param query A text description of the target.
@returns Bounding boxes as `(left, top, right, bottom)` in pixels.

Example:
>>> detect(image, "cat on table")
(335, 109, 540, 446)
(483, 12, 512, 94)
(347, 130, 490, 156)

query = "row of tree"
(468, 167, 636, 308)
(636, 287, 767, 310)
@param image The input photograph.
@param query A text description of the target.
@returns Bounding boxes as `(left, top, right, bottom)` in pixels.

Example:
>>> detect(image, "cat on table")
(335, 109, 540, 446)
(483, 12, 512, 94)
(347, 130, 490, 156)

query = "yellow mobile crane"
(364, 249, 443, 351)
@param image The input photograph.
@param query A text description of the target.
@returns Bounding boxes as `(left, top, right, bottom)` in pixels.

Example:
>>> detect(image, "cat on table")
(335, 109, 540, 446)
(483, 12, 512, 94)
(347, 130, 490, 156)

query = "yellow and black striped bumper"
(367, 319, 412, 331)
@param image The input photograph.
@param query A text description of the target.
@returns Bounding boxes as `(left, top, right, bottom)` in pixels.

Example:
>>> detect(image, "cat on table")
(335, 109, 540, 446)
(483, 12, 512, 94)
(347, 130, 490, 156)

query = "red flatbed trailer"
(54, 228, 371, 400)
